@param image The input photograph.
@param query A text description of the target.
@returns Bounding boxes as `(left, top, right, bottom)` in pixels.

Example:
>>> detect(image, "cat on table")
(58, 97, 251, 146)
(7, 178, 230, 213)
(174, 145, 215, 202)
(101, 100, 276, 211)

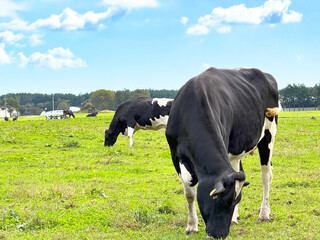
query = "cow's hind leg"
(179, 161, 198, 234)
(257, 116, 277, 221)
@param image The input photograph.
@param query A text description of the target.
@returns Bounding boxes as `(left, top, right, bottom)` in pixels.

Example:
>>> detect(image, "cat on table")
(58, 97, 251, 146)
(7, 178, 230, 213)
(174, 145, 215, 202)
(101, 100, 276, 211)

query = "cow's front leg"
(126, 127, 134, 147)
(179, 162, 198, 234)
(257, 117, 277, 221)
(230, 159, 244, 224)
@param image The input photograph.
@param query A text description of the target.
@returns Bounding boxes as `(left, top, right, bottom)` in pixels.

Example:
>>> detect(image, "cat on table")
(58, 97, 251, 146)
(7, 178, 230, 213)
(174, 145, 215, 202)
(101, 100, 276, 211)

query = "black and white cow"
(63, 110, 75, 118)
(165, 67, 280, 239)
(105, 97, 173, 147)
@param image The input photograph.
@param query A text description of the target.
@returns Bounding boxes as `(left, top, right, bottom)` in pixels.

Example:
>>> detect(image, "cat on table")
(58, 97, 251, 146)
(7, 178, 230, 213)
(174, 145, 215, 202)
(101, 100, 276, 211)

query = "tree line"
(1, 84, 319, 116)
(279, 83, 319, 108)
(0, 89, 178, 115)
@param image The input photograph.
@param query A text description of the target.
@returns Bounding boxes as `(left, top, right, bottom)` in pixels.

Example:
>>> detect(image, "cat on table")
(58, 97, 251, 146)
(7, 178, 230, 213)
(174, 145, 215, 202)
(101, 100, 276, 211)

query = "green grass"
(0, 111, 319, 239)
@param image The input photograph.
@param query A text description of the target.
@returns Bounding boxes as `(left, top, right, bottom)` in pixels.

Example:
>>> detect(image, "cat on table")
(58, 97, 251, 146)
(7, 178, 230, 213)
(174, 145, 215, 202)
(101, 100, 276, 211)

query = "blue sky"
(0, 0, 319, 95)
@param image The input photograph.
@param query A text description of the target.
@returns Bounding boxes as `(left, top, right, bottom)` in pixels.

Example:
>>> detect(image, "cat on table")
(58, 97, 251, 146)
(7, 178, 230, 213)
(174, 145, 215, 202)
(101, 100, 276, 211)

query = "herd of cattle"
(2, 67, 280, 239)
(104, 67, 281, 239)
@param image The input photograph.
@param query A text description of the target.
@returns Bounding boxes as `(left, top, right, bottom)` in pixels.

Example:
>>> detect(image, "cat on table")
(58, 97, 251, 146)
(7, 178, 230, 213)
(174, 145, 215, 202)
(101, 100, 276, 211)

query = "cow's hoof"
(186, 228, 198, 235)
(258, 217, 270, 223)
(231, 220, 238, 226)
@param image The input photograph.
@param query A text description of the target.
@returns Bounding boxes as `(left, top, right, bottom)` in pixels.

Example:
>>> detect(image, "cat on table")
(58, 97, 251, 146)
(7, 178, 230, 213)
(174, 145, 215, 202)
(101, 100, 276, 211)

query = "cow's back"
(166, 67, 278, 157)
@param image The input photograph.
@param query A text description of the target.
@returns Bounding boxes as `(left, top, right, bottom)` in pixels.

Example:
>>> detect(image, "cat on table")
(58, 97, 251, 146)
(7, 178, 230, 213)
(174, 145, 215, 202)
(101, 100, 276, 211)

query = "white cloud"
(282, 10, 302, 23)
(18, 47, 87, 69)
(0, 19, 31, 31)
(0, 31, 24, 44)
(102, 0, 159, 9)
(0, 7, 120, 32)
(186, 25, 210, 35)
(0, 0, 25, 18)
(186, 0, 303, 35)
(180, 17, 188, 25)
(48, 47, 74, 58)
(0, 43, 12, 64)
(0, 1, 160, 32)
(29, 7, 117, 31)
(29, 34, 43, 46)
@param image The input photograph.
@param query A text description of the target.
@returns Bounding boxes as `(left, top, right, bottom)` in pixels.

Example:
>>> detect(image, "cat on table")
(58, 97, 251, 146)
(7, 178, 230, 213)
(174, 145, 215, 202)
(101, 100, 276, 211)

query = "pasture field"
(0, 111, 319, 240)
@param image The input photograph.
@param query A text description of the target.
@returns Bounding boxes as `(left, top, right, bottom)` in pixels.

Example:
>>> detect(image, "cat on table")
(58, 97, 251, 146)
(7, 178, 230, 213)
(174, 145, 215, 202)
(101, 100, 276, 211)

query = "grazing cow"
(13, 116, 18, 121)
(86, 112, 98, 117)
(63, 110, 75, 118)
(4, 116, 9, 121)
(105, 97, 173, 147)
(165, 67, 280, 239)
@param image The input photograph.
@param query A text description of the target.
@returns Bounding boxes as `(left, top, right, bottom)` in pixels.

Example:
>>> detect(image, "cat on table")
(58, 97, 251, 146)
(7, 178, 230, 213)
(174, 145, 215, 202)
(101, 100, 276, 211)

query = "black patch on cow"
(266, 116, 274, 122)
(258, 129, 272, 166)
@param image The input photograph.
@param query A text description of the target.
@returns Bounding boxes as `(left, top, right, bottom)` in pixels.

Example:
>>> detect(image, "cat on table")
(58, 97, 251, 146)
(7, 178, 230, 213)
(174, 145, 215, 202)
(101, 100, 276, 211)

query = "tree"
(149, 89, 178, 99)
(57, 101, 70, 110)
(30, 106, 42, 115)
(311, 83, 320, 107)
(18, 106, 26, 115)
(115, 89, 132, 106)
(89, 89, 116, 110)
(131, 89, 150, 99)
(0, 97, 20, 114)
(82, 102, 94, 111)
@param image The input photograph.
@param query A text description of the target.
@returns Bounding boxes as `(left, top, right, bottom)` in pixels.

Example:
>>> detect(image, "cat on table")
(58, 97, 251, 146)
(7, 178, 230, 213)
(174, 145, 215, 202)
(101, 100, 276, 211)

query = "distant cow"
(105, 97, 173, 147)
(166, 67, 280, 239)
(63, 110, 75, 118)
(86, 112, 98, 117)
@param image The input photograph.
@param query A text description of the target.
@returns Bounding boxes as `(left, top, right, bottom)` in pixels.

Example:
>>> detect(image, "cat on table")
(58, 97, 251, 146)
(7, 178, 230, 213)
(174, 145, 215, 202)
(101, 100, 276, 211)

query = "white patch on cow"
(136, 115, 169, 131)
(265, 117, 277, 149)
(228, 151, 247, 161)
(151, 98, 172, 107)
(124, 127, 135, 147)
(179, 162, 193, 186)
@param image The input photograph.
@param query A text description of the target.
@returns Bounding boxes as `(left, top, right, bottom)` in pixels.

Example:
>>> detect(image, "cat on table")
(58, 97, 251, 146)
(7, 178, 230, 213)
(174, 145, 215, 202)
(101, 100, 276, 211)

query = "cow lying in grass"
(86, 112, 98, 117)
(104, 97, 173, 147)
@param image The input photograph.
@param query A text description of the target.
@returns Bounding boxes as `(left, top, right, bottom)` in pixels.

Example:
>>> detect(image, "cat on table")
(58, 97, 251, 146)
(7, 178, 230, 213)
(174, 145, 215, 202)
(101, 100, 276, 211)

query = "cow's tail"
(265, 101, 282, 117)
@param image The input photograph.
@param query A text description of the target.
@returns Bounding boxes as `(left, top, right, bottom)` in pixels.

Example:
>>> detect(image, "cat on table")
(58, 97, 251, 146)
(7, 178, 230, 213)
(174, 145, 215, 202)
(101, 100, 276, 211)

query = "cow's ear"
(210, 181, 225, 199)
(243, 181, 250, 187)
(105, 129, 112, 134)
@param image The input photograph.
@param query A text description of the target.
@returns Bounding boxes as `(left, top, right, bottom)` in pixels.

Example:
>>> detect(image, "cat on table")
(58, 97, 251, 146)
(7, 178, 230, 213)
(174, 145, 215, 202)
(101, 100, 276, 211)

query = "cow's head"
(104, 129, 118, 146)
(197, 171, 246, 239)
